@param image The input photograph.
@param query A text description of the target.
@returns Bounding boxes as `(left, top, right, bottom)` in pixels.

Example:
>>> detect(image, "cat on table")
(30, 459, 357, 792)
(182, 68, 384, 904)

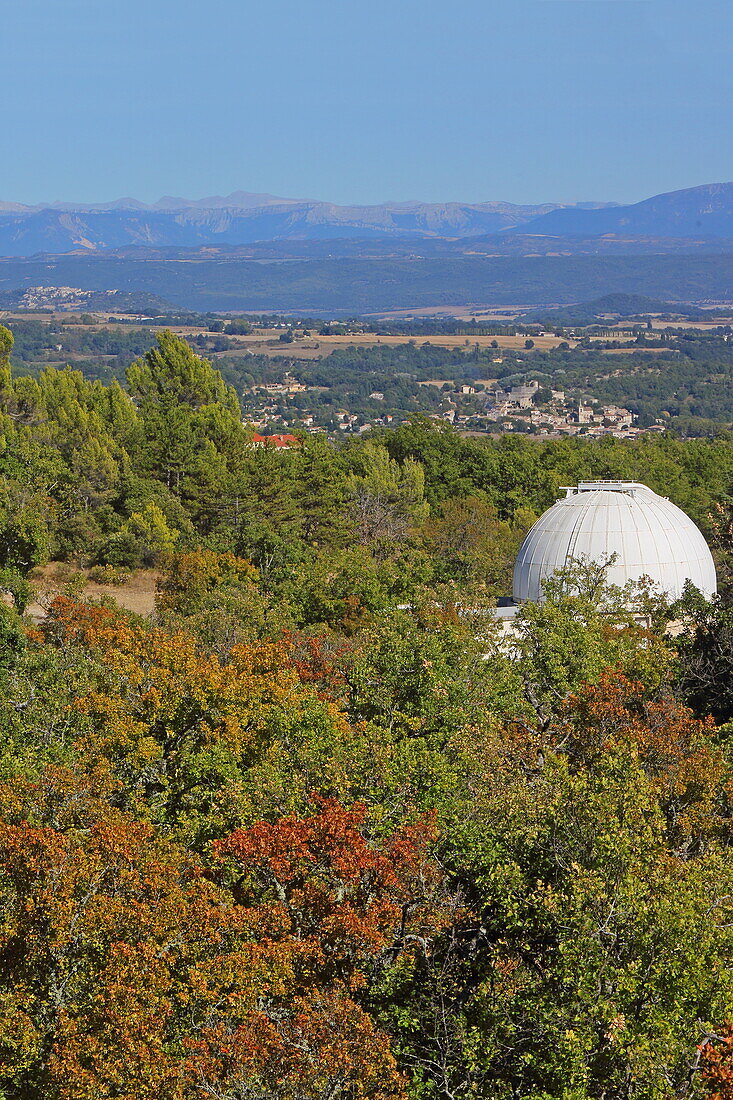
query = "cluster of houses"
(483, 381, 638, 437)
(241, 372, 402, 436)
(239, 368, 646, 442)
(413, 379, 643, 439)
(241, 374, 314, 432)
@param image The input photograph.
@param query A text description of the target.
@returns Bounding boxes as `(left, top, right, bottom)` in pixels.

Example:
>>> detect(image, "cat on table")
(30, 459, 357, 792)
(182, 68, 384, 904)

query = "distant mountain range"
(517, 182, 733, 238)
(2, 184, 733, 314)
(0, 192, 616, 256)
(2, 183, 733, 258)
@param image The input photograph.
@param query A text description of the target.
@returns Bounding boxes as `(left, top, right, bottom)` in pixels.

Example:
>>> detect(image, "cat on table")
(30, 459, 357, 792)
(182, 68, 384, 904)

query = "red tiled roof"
(250, 433, 301, 447)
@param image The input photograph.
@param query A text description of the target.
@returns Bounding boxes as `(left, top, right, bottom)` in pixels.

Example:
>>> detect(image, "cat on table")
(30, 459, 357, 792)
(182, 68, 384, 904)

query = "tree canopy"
(3, 327, 733, 1098)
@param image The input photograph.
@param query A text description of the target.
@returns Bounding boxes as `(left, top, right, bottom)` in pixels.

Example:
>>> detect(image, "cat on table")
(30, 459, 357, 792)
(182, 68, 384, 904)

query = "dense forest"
(6, 324, 733, 1098)
(3, 250, 733, 312)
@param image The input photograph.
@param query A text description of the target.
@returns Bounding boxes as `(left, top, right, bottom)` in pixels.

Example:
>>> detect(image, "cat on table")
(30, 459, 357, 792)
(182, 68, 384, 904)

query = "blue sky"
(4, 0, 733, 206)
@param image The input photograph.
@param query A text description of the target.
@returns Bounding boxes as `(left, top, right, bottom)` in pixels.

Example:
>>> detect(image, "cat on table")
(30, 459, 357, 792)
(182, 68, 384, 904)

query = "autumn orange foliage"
(0, 788, 447, 1099)
(701, 1026, 733, 1100)
(282, 630, 353, 699)
(191, 798, 448, 1099)
(556, 671, 733, 853)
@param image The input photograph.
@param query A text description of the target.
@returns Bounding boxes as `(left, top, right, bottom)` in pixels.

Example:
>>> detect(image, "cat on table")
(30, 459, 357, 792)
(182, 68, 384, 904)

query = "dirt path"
(27, 564, 159, 622)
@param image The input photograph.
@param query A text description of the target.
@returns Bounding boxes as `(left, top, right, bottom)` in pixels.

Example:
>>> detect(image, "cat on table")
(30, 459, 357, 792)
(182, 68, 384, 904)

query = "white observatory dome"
(512, 481, 716, 603)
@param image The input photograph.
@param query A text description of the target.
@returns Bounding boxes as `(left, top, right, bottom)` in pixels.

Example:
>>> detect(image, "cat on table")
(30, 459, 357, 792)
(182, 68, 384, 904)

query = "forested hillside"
(5, 325, 733, 1098)
(3, 250, 733, 311)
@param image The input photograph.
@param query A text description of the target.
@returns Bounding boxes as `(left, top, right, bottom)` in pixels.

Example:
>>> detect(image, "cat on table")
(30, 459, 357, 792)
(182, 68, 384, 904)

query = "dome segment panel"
(512, 482, 716, 603)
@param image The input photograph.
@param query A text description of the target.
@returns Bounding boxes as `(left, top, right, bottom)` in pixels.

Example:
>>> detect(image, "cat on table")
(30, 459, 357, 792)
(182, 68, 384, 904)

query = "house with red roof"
(247, 433, 301, 449)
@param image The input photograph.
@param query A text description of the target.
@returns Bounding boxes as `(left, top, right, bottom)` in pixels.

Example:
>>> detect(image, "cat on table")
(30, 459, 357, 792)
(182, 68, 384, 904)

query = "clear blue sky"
(5, 0, 733, 207)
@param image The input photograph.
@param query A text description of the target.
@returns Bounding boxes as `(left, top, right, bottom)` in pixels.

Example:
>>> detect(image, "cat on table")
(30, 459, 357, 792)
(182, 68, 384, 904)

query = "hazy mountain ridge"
(0, 191, 302, 213)
(2, 184, 733, 311)
(2, 182, 733, 257)
(519, 182, 733, 238)
(0, 194, 614, 256)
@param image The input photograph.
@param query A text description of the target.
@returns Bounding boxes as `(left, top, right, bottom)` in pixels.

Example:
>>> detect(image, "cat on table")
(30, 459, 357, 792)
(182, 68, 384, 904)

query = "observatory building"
(512, 481, 716, 604)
